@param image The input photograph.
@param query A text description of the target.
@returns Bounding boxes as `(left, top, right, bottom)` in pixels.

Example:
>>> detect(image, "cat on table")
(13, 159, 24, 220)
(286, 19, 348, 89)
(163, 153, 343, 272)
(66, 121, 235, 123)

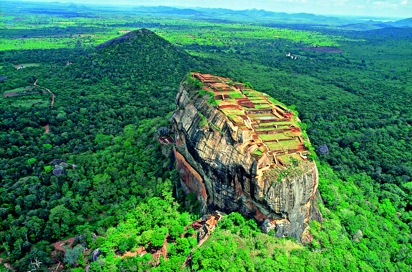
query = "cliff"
(172, 72, 321, 240)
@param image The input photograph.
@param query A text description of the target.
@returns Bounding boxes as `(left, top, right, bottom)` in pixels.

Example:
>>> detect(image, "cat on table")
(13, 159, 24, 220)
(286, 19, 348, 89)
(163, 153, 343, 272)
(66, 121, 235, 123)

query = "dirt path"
(120, 247, 147, 258)
(45, 88, 55, 108)
(34, 79, 55, 108)
(153, 237, 168, 264)
(35, 80, 54, 133)
(118, 237, 168, 265)
(52, 237, 75, 253)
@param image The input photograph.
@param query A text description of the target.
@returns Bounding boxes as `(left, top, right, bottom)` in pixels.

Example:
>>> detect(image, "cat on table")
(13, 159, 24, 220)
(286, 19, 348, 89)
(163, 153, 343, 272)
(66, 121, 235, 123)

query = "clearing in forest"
(3, 86, 39, 97)
(14, 63, 40, 69)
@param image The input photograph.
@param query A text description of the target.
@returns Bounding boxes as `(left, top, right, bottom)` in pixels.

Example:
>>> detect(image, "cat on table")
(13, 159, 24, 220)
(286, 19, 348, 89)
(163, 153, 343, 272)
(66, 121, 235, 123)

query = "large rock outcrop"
(172, 73, 321, 240)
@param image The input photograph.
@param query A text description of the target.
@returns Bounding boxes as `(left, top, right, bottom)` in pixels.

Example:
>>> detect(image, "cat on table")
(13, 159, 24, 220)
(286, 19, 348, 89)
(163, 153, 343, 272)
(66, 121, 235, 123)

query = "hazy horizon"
(13, 0, 411, 19)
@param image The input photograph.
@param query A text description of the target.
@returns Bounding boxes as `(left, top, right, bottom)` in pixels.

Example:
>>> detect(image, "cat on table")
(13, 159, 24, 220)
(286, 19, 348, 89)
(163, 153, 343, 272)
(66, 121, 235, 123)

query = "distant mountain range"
(339, 17, 412, 30)
(177, 7, 352, 25)
(6, 1, 412, 30)
(133, 6, 205, 16)
(131, 6, 412, 29)
(384, 17, 412, 27)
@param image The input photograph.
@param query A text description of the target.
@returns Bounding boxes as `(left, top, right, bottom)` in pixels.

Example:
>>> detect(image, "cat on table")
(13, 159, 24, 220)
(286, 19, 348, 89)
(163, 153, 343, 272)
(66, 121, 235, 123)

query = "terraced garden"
(191, 72, 310, 168)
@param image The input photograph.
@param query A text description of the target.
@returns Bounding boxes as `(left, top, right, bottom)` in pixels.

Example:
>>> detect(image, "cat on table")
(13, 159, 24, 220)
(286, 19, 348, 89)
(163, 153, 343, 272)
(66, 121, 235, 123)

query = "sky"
(21, 0, 411, 18)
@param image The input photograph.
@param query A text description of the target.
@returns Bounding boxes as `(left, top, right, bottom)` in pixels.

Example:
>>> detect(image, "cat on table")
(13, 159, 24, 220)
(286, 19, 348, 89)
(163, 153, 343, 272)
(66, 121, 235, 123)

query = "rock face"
(172, 73, 321, 240)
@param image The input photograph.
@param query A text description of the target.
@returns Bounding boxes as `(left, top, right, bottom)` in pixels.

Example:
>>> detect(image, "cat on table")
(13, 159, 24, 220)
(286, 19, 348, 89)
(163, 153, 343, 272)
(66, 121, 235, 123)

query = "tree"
(27, 158, 37, 166)
(25, 216, 44, 241)
(48, 205, 73, 239)
(64, 245, 84, 267)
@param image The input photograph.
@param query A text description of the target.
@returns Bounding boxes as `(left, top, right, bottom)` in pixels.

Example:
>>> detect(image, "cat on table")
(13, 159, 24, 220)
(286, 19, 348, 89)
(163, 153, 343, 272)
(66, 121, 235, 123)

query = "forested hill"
(96, 28, 167, 50)
(0, 28, 213, 270)
(76, 28, 203, 105)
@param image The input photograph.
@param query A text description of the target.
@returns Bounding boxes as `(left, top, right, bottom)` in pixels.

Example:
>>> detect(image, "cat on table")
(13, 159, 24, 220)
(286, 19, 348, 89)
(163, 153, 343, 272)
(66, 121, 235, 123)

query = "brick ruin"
(192, 72, 310, 168)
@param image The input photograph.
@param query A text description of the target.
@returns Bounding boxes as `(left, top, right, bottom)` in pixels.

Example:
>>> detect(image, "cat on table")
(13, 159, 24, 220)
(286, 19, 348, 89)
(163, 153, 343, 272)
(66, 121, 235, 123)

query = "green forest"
(1, 1, 411, 271)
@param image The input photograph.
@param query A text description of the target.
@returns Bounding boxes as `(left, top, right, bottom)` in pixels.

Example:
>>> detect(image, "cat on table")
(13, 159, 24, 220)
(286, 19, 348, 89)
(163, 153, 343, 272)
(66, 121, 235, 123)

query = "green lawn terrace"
(191, 72, 310, 168)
